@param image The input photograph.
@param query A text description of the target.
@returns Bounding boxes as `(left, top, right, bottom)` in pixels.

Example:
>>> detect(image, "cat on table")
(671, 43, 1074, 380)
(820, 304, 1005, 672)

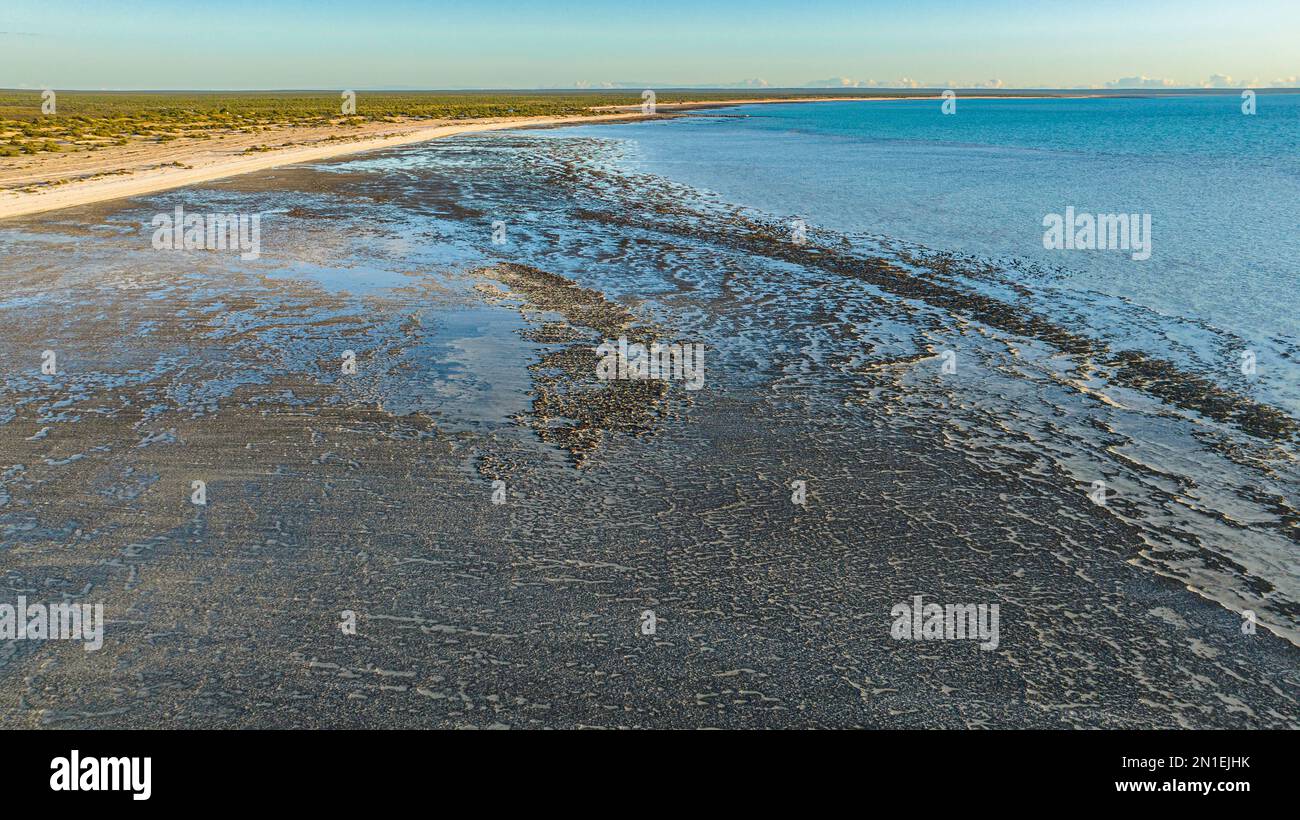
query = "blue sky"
(2, 0, 1296, 90)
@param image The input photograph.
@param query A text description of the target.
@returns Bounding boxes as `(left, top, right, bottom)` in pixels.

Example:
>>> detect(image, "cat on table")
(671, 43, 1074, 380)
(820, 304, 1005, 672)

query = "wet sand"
(0, 128, 1296, 728)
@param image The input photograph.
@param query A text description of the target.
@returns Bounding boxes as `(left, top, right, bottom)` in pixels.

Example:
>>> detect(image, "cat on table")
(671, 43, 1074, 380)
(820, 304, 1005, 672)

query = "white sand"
(0, 94, 1075, 220)
(0, 111, 653, 220)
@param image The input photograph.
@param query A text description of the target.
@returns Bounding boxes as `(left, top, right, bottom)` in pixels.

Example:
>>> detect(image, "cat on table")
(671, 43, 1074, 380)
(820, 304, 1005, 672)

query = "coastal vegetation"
(0, 88, 894, 156)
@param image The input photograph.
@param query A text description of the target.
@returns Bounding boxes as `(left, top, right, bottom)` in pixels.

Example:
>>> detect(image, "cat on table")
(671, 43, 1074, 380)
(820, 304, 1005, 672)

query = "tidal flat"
(0, 115, 1296, 728)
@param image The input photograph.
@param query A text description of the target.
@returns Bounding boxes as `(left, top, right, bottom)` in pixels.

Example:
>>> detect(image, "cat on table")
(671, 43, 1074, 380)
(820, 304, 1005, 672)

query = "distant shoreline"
(1, 90, 1288, 220)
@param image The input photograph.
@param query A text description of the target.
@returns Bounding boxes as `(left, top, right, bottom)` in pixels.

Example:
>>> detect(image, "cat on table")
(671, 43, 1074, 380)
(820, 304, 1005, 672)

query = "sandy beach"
(0, 110, 660, 220)
(0, 96, 923, 221)
(0, 93, 1087, 221)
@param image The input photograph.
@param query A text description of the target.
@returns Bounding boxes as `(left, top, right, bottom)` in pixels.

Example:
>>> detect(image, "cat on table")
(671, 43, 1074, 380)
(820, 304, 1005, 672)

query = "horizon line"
(5, 86, 1297, 93)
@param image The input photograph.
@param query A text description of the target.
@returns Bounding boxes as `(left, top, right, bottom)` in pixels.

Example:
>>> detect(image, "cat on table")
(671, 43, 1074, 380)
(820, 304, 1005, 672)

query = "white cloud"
(1105, 75, 1177, 88)
(803, 77, 869, 88)
(574, 78, 769, 89)
(804, 76, 1002, 89)
(1201, 74, 1248, 88)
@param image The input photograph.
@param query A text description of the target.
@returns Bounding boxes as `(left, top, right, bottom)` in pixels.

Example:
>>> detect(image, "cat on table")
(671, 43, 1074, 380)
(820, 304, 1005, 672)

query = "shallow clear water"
(563, 95, 1300, 414)
(1, 99, 1297, 714)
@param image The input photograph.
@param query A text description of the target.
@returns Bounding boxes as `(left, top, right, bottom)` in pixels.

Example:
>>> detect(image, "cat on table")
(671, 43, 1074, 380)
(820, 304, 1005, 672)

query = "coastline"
(0, 93, 1092, 221)
(0, 110, 661, 220)
(1, 94, 1296, 728)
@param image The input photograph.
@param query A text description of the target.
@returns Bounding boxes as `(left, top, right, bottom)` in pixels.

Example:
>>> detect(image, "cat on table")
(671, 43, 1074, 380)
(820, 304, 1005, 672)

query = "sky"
(1, 0, 1297, 90)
